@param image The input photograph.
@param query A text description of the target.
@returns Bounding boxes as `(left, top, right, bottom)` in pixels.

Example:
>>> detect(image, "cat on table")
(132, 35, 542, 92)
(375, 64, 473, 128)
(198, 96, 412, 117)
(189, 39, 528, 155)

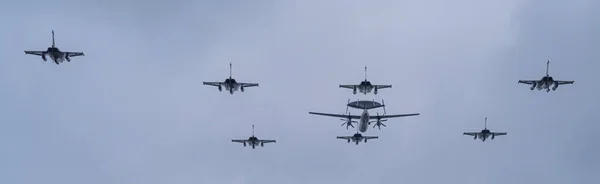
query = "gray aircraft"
(337, 133, 378, 145)
(310, 99, 419, 132)
(231, 125, 275, 149)
(463, 117, 507, 142)
(518, 60, 574, 92)
(24, 30, 84, 65)
(203, 63, 259, 94)
(339, 66, 392, 95)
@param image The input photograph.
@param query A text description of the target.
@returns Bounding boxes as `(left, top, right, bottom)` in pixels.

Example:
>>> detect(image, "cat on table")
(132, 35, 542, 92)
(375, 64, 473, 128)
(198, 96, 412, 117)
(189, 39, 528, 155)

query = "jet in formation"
(309, 99, 420, 132)
(463, 117, 507, 142)
(203, 63, 259, 94)
(337, 133, 378, 145)
(339, 66, 392, 95)
(231, 125, 275, 149)
(518, 60, 574, 92)
(24, 30, 85, 65)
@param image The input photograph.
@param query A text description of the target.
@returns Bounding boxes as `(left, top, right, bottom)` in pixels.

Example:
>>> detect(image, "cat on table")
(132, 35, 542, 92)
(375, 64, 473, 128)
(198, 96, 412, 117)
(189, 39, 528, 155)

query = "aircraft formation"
(23, 30, 577, 148)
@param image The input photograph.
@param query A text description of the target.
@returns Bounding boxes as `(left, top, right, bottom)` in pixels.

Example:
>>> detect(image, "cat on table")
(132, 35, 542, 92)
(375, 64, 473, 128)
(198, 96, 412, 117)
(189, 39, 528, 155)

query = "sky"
(0, 0, 598, 183)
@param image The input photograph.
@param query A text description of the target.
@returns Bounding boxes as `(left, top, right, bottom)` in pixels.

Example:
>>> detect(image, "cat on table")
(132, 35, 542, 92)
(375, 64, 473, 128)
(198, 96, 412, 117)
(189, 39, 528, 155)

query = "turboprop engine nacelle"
(260, 142, 264, 147)
(552, 82, 558, 91)
(42, 55, 47, 61)
(491, 134, 495, 140)
(241, 86, 245, 92)
(374, 88, 378, 94)
(65, 56, 70, 62)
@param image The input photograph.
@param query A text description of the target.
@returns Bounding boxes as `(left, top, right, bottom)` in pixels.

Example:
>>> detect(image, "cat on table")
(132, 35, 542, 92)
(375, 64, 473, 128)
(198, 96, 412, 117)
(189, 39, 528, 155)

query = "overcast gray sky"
(1, 0, 598, 184)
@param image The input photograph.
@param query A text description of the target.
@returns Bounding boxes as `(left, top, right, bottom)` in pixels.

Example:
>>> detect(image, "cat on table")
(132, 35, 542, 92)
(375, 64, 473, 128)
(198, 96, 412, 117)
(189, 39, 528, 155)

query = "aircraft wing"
(492, 132, 507, 136)
(339, 85, 357, 89)
(203, 82, 223, 87)
(65, 52, 84, 57)
(309, 112, 361, 119)
(363, 136, 378, 140)
(518, 80, 537, 85)
(336, 136, 353, 140)
(555, 80, 574, 85)
(259, 140, 276, 144)
(370, 113, 420, 119)
(231, 140, 247, 143)
(463, 132, 478, 136)
(240, 83, 259, 88)
(374, 85, 392, 89)
(24, 50, 45, 56)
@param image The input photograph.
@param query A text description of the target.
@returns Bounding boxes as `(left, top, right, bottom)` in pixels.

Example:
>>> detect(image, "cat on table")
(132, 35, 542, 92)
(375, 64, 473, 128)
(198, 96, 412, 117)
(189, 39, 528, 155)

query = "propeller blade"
(381, 123, 387, 127)
(382, 98, 386, 115)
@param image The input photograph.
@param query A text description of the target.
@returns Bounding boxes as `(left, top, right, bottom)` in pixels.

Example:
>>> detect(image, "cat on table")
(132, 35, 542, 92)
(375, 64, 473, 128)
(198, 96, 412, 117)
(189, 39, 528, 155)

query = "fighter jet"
(518, 60, 574, 92)
(339, 66, 392, 95)
(309, 99, 419, 132)
(337, 133, 378, 145)
(463, 117, 507, 142)
(231, 125, 276, 149)
(24, 30, 84, 65)
(203, 63, 259, 94)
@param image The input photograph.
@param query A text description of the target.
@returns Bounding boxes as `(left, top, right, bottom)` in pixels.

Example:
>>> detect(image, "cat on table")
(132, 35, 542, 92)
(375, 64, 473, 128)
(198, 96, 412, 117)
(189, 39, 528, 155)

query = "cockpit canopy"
(225, 78, 237, 84)
(248, 136, 258, 141)
(360, 81, 372, 86)
(353, 133, 362, 138)
(47, 47, 59, 52)
(542, 76, 554, 81)
(481, 129, 491, 134)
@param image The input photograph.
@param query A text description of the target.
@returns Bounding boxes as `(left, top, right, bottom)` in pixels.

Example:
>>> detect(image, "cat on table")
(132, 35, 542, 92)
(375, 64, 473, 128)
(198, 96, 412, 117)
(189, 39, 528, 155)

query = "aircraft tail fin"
(484, 117, 487, 129)
(229, 62, 232, 79)
(252, 124, 254, 137)
(51, 30, 55, 47)
(546, 60, 550, 76)
(364, 66, 367, 81)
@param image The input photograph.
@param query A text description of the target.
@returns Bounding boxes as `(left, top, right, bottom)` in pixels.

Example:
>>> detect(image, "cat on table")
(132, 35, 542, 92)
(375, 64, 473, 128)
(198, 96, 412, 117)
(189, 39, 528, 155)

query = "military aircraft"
(337, 133, 378, 145)
(339, 66, 392, 95)
(518, 60, 574, 92)
(24, 30, 85, 65)
(463, 117, 507, 142)
(309, 100, 419, 132)
(203, 63, 259, 94)
(231, 125, 276, 149)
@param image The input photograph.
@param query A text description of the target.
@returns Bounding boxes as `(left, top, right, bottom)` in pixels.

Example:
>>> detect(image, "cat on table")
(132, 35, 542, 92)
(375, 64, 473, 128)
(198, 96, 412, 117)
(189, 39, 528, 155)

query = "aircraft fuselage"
(221, 78, 240, 94)
(475, 130, 492, 142)
(533, 76, 556, 90)
(44, 47, 68, 64)
(355, 81, 374, 95)
(358, 109, 370, 132)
